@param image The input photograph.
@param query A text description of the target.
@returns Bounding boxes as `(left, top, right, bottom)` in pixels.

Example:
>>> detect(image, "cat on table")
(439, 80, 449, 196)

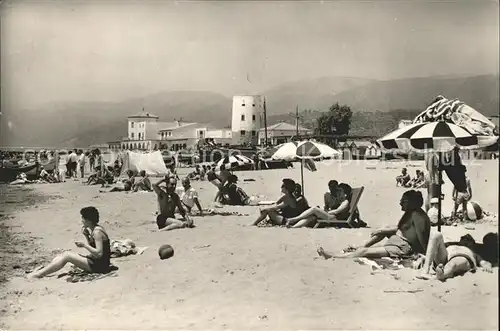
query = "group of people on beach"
(27, 147, 498, 283)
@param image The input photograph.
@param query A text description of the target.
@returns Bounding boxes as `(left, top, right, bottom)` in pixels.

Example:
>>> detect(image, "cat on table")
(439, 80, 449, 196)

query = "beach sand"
(1, 160, 498, 330)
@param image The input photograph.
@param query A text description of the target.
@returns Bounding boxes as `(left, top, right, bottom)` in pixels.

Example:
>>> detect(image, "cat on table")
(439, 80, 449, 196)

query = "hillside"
(1, 74, 498, 148)
(331, 74, 499, 115)
(1, 91, 232, 148)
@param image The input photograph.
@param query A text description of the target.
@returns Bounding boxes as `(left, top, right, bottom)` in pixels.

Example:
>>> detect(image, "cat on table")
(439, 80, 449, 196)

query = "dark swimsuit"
(87, 226, 111, 273)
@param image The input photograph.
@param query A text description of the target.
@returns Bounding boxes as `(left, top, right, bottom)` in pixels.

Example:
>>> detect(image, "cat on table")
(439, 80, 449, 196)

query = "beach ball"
(463, 201, 483, 221)
(158, 244, 174, 260)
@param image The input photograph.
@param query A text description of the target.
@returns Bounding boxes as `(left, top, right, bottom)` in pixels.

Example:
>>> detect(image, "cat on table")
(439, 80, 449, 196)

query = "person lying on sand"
(285, 183, 353, 228)
(153, 176, 193, 231)
(133, 170, 152, 192)
(317, 190, 430, 259)
(176, 177, 203, 215)
(251, 178, 300, 226)
(416, 232, 495, 281)
(103, 170, 135, 192)
(27, 206, 111, 279)
(10, 172, 33, 185)
(396, 168, 411, 187)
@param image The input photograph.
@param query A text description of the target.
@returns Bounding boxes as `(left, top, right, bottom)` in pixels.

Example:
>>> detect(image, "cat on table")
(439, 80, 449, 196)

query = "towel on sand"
(353, 255, 420, 271)
(195, 209, 249, 217)
(57, 265, 118, 283)
(111, 239, 148, 258)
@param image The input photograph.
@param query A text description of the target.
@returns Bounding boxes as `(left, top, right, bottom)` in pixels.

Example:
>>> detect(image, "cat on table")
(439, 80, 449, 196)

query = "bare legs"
(27, 251, 92, 279)
(252, 209, 283, 226)
(287, 207, 331, 225)
(317, 233, 391, 259)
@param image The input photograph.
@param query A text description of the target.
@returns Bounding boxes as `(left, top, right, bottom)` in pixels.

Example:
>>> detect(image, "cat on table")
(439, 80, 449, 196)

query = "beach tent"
(120, 151, 168, 177)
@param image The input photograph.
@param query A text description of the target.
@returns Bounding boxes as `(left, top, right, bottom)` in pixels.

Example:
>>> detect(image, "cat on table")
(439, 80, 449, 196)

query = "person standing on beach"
(153, 176, 193, 231)
(28, 206, 111, 279)
(451, 166, 472, 221)
(68, 149, 78, 178)
(56, 151, 67, 182)
(78, 150, 86, 179)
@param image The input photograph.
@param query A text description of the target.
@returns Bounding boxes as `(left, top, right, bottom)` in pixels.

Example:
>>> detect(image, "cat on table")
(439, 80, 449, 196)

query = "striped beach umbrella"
(269, 140, 340, 161)
(215, 154, 254, 170)
(377, 121, 479, 153)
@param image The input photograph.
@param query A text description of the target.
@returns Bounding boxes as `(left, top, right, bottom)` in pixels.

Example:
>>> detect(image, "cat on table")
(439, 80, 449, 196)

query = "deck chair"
(313, 186, 365, 228)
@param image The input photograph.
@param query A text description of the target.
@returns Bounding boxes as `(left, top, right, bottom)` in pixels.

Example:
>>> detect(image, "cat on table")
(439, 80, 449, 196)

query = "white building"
(158, 122, 232, 151)
(258, 122, 313, 145)
(231, 95, 264, 145)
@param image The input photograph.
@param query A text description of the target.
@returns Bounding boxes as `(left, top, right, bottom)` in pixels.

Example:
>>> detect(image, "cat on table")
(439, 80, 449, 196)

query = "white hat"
(430, 197, 439, 204)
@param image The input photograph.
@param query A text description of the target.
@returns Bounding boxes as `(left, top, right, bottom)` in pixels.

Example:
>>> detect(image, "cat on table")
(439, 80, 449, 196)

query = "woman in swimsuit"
(251, 178, 299, 226)
(285, 183, 352, 228)
(28, 206, 111, 279)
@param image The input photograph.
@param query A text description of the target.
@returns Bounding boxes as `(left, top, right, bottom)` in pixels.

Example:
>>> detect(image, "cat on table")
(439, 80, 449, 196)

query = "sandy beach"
(1, 160, 498, 330)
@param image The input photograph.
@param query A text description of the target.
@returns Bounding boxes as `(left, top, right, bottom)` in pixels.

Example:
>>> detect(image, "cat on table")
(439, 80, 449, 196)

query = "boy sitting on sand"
(176, 177, 203, 215)
(133, 170, 152, 192)
(317, 190, 430, 259)
(153, 176, 193, 231)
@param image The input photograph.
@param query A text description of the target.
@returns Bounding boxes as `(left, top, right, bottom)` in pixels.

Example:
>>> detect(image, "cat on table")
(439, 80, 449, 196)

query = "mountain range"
(1, 74, 498, 148)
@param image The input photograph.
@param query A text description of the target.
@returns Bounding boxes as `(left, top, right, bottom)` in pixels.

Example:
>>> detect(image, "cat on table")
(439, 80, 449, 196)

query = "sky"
(1, 0, 499, 110)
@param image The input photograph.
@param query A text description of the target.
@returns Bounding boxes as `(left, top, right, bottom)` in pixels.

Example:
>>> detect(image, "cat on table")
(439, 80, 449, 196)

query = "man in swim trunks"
(417, 232, 493, 281)
(153, 176, 193, 231)
(318, 190, 430, 259)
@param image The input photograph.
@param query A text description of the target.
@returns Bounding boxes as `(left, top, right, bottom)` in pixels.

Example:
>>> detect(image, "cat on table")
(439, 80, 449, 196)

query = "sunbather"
(324, 180, 341, 211)
(39, 166, 56, 183)
(176, 177, 203, 214)
(105, 170, 135, 192)
(10, 172, 33, 185)
(396, 168, 411, 187)
(417, 232, 494, 281)
(133, 170, 152, 192)
(207, 166, 225, 202)
(409, 170, 425, 188)
(285, 183, 353, 228)
(27, 207, 111, 279)
(251, 178, 299, 226)
(318, 190, 430, 259)
(153, 176, 193, 231)
(294, 183, 310, 212)
(219, 174, 260, 206)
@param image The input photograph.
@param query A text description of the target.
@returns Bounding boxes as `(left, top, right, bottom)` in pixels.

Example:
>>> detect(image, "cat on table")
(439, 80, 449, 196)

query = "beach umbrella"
(377, 121, 485, 232)
(377, 121, 480, 153)
(269, 140, 340, 193)
(215, 154, 254, 170)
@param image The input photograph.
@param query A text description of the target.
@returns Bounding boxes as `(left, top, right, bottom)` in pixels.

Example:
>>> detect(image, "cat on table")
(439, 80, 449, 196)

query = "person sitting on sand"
(153, 176, 193, 231)
(285, 183, 353, 228)
(409, 170, 425, 188)
(416, 232, 494, 281)
(28, 206, 111, 279)
(187, 165, 203, 181)
(176, 177, 203, 215)
(218, 174, 254, 206)
(251, 178, 299, 226)
(104, 170, 135, 192)
(317, 190, 430, 259)
(396, 168, 411, 187)
(133, 170, 152, 192)
(39, 166, 56, 183)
